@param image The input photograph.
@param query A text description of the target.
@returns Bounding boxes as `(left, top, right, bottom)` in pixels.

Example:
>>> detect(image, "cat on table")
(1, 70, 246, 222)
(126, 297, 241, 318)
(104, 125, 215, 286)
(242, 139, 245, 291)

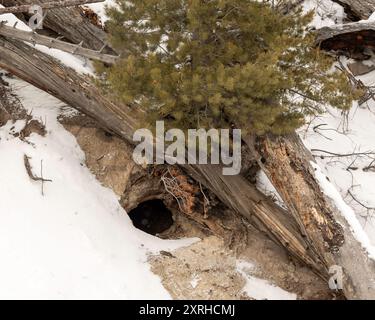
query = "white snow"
(0, 6, 94, 75)
(303, 0, 345, 28)
(237, 261, 297, 300)
(311, 162, 375, 259)
(369, 11, 375, 22)
(0, 75, 197, 299)
(256, 170, 286, 210)
(85, 0, 116, 23)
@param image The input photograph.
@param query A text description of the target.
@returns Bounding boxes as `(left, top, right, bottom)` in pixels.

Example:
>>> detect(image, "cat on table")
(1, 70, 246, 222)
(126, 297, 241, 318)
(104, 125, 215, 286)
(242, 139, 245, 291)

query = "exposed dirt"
(150, 219, 336, 300)
(0, 80, 27, 126)
(1, 94, 339, 300)
(59, 113, 136, 196)
(20, 119, 46, 138)
(58, 110, 337, 300)
(1, 81, 46, 139)
(150, 236, 248, 300)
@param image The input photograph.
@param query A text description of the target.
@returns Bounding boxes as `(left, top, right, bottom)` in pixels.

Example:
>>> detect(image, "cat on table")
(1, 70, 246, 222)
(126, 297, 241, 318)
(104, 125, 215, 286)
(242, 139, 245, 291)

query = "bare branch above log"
(0, 22, 118, 64)
(0, 0, 104, 15)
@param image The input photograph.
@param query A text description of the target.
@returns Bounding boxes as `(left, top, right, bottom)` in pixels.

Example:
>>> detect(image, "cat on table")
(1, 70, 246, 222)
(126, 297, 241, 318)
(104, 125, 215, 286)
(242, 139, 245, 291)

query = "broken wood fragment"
(0, 23, 118, 64)
(244, 132, 375, 299)
(0, 0, 104, 15)
(1, 0, 111, 51)
(332, 0, 375, 21)
(316, 21, 375, 58)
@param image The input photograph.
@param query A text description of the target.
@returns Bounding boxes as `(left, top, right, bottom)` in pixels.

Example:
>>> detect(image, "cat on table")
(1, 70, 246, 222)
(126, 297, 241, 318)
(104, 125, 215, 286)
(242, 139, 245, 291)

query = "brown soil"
(0, 82, 27, 126)
(59, 111, 337, 300)
(20, 119, 46, 138)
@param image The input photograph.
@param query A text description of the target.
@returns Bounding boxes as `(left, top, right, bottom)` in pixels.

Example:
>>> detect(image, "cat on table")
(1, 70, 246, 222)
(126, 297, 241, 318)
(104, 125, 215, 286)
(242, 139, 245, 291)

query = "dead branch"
(0, 0, 104, 15)
(331, 0, 375, 21)
(1, 0, 111, 52)
(348, 189, 375, 212)
(160, 167, 193, 214)
(199, 182, 210, 218)
(316, 20, 375, 59)
(24, 155, 52, 183)
(24, 154, 52, 196)
(311, 149, 375, 158)
(0, 22, 118, 64)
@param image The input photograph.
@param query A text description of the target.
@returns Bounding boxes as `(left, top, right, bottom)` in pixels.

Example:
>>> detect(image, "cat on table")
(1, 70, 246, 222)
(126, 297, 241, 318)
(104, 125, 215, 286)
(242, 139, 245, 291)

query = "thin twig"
(24, 154, 52, 196)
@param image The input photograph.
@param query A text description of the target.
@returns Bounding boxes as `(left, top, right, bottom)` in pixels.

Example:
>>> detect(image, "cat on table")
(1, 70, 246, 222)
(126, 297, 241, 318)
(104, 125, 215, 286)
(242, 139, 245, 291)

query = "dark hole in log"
(128, 200, 174, 235)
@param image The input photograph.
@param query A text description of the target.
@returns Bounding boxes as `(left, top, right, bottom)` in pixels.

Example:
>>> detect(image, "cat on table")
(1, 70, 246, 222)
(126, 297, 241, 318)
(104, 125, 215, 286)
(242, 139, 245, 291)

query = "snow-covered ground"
(298, 0, 375, 257)
(0, 76, 296, 299)
(301, 96, 375, 257)
(1, 0, 375, 300)
(0, 76, 197, 299)
(0, 0, 298, 300)
(237, 261, 296, 300)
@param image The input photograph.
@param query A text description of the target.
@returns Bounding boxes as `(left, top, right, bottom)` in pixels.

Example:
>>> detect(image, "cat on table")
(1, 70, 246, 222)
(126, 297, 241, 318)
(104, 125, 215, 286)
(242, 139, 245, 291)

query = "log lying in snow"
(332, 0, 375, 21)
(1, 0, 111, 51)
(0, 0, 104, 15)
(1, 3, 375, 298)
(3, 36, 375, 298)
(316, 21, 375, 58)
(245, 133, 375, 299)
(0, 23, 118, 64)
(0, 36, 327, 278)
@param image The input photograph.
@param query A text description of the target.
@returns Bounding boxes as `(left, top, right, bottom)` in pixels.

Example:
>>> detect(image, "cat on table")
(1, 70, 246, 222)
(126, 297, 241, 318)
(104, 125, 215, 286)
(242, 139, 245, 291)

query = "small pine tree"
(99, 0, 359, 134)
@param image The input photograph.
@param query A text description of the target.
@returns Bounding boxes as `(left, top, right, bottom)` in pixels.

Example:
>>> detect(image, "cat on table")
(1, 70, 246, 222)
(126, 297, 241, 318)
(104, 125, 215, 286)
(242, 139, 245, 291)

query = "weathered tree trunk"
(244, 133, 375, 299)
(316, 21, 375, 58)
(332, 0, 375, 20)
(1, 0, 110, 51)
(0, 23, 118, 64)
(0, 0, 104, 14)
(2, 1, 375, 298)
(0, 36, 327, 277)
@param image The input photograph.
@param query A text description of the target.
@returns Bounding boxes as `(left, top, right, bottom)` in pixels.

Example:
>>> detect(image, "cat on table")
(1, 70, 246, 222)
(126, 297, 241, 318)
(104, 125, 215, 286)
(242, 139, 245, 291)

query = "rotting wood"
(0, 22, 118, 64)
(243, 132, 375, 299)
(1, 1, 375, 296)
(332, 0, 375, 21)
(315, 21, 375, 59)
(0, 36, 327, 278)
(1, 0, 111, 51)
(0, 0, 104, 15)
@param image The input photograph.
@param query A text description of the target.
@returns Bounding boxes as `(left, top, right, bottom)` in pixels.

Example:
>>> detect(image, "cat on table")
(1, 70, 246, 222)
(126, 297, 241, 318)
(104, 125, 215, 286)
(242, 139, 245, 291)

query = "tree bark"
(0, 0, 104, 14)
(0, 36, 328, 278)
(316, 21, 375, 56)
(2, 1, 375, 297)
(314, 20, 375, 60)
(244, 133, 375, 299)
(0, 23, 118, 64)
(332, 0, 375, 20)
(1, 0, 111, 51)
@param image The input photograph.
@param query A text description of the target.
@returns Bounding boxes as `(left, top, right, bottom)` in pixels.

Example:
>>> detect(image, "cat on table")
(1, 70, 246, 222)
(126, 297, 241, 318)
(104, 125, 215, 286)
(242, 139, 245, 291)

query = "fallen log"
(1, 0, 110, 51)
(332, 0, 375, 21)
(244, 133, 375, 299)
(316, 21, 375, 59)
(0, 0, 104, 15)
(0, 22, 118, 64)
(1, 3, 374, 298)
(0, 36, 327, 278)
